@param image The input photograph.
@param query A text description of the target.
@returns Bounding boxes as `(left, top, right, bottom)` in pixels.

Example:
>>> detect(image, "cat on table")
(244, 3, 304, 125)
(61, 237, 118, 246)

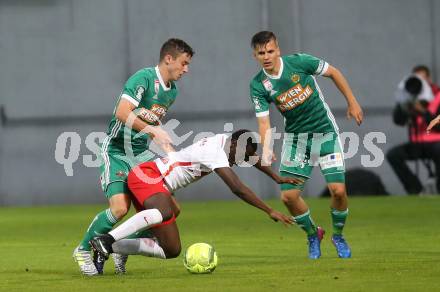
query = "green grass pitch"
(1, 196, 440, 291)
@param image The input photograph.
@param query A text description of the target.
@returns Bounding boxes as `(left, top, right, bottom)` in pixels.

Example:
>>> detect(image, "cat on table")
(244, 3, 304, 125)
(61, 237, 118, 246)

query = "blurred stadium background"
(1, 0, 439, 205)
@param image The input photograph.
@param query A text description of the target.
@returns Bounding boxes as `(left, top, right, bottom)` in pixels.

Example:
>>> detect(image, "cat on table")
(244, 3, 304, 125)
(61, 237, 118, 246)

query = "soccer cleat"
(93, 248, 106, 274)
(307, 226, 325, 259)
(72, 246, 99, 276)
(332, 234, 352, 258)
(89, 234, 115, 259)
(112, 253, 128, 274)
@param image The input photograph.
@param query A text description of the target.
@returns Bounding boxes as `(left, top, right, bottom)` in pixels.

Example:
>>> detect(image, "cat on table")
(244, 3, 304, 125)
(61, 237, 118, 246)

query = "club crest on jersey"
(116, 170, 126, 178)
(262, 79, 273, 91)
(262, 79, 278, 96)
(291, 74, 300, 83)
(153, 80, 160, 99)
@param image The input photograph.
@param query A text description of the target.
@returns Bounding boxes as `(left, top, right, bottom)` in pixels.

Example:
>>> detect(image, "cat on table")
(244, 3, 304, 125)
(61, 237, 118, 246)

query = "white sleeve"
(315, 60, 329, 76)
(202, 137, 230, 170)
(208, 152, 230, 170)
(121, 93, 140, 107)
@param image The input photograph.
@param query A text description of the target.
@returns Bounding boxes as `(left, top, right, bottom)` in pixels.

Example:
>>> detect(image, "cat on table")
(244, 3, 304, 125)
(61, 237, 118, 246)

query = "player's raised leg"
(328, 182, 351, 258)
(90, 192, 175, 257)
(112, 221, 182, 261)
(110, 196, 181, 274)
(280, 186, 324, 259)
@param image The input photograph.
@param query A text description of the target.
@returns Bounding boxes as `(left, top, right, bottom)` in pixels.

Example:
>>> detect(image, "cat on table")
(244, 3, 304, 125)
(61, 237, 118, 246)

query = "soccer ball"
(183, 243, 218, 274)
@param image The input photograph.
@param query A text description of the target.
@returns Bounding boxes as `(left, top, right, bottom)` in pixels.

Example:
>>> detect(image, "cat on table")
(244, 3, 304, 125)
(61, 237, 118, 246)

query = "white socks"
(112, 238, 166, 259)
(109, 209, 163, 241)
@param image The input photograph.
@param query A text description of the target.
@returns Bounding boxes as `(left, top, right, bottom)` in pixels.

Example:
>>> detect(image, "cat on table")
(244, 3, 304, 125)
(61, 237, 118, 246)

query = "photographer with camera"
(386, 65, 440, 194)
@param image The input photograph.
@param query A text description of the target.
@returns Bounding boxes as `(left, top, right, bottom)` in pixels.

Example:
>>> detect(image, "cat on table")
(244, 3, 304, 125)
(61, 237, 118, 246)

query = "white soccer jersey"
(155, 134, 230, 191)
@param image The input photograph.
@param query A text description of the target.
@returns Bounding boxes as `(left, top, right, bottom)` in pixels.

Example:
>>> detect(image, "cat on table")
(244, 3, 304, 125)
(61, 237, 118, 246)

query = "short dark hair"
(412, 65, 431, 78)
(159, 38, 194, 61)
(251, 31, 277, 49)
(405, 76, 423, 96)
(231, 129, 258, 152)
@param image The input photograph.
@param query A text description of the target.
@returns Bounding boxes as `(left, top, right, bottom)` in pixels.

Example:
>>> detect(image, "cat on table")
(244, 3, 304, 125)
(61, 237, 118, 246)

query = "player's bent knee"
(143, 193, 174, 221)
(164, 244, 181, 259)
(328, 184, 347, 199)
(281, 190, 301, 204)
(171, 197, 181, 218)
(109, 193, 131, 219)
(159, 207, 174, 222)
(110, 205, 129, 220)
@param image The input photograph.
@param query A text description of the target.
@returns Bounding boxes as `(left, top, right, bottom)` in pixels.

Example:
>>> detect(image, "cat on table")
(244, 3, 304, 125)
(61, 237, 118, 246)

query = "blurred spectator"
(387, 67, 440, 194)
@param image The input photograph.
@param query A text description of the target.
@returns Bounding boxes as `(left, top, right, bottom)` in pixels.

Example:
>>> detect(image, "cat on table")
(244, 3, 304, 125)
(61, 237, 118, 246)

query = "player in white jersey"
(90, 130, 301, 264)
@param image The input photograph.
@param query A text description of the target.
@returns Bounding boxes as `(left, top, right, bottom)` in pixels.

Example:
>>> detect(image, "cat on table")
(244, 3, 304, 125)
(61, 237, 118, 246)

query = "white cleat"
(72, 246, 99, 276)
(112, 253, 128, 274)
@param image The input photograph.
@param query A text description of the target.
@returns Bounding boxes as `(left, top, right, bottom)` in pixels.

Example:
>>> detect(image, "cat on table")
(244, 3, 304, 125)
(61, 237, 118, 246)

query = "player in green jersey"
(73, 39, 194, 275)
(249, 31, 363, 259)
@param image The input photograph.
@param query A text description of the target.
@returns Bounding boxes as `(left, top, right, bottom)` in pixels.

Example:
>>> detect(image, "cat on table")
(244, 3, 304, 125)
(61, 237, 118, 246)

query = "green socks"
(294, 210, 317, 236)
(79, 209, 119, 251)
(331, 208, 348, 235)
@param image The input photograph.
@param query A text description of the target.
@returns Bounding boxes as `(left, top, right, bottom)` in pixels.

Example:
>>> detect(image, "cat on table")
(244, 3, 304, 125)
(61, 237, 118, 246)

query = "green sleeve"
(121, 71, 149, 107)
(295, 53, 329, 76)
(250, 80, 270, 117)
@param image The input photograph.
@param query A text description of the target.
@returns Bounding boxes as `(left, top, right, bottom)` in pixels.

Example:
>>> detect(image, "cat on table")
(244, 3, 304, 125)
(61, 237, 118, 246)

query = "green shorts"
(279, 132, 345, 191)
(99, 144, 156, 198)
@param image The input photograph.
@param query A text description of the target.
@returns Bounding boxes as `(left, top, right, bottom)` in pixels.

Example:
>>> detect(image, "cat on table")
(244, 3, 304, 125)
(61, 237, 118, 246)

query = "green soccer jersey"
(104, 66, 177, 156)
(250, 54, 339, 134)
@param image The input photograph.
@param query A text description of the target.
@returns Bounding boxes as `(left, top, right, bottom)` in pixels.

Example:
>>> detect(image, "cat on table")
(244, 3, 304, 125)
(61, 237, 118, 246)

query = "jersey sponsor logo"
(151, 104, 167, 117)
(138, 104, 167, 125)
(276, 84, 314, 112)
(291, 74, 300, 83)
(319, 153, 343, 170)
(136, 86, 145, 101)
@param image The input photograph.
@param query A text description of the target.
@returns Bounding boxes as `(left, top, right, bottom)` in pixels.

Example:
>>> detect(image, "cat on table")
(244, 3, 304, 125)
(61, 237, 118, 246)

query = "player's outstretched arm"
(215, 167, 293, 225)
(257, 116, 277, 165)
(323, 65, 363, 126)
(115, 99, 175, 153)
(253, 156, 304, 185)
(427, 115, 440, 133)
